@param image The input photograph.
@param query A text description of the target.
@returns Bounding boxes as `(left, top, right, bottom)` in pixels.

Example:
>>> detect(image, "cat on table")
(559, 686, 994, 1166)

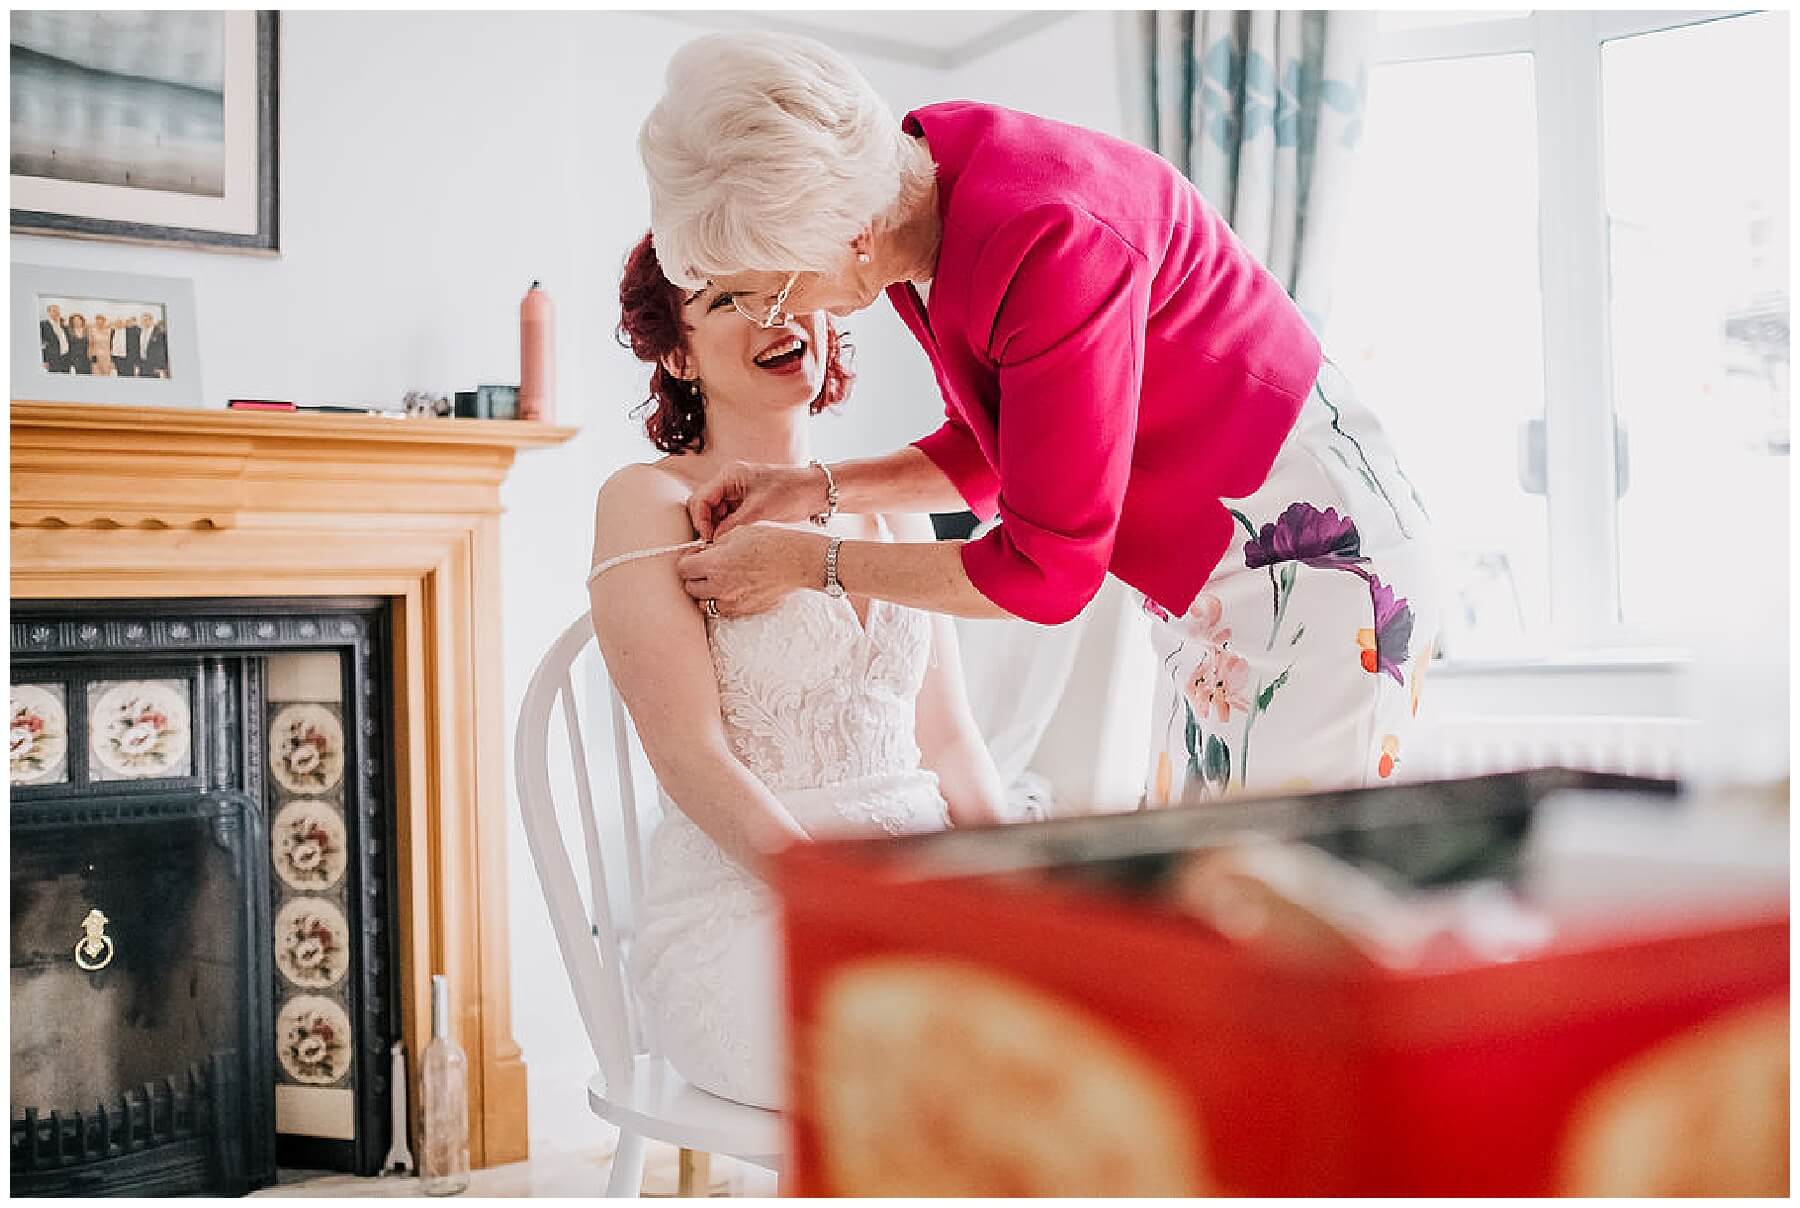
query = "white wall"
(10, 9, 948, 1161)
(944, 11, 1123, 135)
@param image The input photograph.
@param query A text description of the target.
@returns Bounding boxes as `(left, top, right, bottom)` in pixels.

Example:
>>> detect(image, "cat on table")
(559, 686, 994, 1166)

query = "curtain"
(1121, 10, 1377, 330)
(954, 610, 1087, 819)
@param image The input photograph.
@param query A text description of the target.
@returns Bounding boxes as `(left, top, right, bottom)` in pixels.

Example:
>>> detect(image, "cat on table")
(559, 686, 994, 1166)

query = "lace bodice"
(707, 591, 930, 795)
(585, 526, 947, 840)
(628, 585, 947, 955)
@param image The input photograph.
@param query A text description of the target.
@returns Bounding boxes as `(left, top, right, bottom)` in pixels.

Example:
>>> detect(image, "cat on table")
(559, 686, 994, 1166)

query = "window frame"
(1371, 9, 1760, 652)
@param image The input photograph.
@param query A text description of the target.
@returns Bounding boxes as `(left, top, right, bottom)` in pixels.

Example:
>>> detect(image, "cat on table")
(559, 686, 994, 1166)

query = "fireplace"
(11, 402, 575, 1179)
(11, 598, 404, 1194)
(12, 788, 266, 1196)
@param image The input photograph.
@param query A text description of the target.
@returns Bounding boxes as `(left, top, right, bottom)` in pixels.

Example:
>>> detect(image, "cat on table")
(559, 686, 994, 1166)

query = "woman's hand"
(676, 524, 828, 618)
(687, 460, 830, 540)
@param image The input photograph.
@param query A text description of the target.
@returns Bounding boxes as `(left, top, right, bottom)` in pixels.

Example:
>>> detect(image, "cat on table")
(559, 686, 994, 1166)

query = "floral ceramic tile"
(269, 704, 346, 796)
(272, 800, 349, 892)
(277, 995, 353, 1086)
(87, 679, 192, 781)
(274, 897, 352, 990)
(11, 683, 69, 787)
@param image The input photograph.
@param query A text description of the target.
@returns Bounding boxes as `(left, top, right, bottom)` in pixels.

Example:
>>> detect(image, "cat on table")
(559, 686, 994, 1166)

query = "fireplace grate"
(11, 1055, 240, 1196)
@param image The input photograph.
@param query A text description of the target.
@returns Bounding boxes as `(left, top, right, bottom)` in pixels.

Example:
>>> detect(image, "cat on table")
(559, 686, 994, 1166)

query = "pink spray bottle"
(519, 280, 555, 422)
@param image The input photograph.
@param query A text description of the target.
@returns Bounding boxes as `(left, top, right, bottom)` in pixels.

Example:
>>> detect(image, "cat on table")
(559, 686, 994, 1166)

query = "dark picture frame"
(10, 11, 279, 254)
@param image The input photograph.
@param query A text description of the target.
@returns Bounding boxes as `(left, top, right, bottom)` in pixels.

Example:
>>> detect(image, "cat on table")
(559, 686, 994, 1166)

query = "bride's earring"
(856, 251, 872, 265)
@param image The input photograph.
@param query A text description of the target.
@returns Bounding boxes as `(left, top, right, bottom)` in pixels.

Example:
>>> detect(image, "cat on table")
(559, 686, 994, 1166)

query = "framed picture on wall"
(11, 264, 203, 407)
(10, 10, 279, 253)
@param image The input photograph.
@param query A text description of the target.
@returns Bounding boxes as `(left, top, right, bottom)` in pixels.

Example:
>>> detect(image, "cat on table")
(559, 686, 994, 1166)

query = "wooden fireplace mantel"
(11, 400, 578, 1168)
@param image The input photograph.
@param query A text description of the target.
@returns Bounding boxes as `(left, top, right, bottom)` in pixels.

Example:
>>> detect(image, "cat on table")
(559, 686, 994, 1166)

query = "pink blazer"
(894, 101, 1321, 624)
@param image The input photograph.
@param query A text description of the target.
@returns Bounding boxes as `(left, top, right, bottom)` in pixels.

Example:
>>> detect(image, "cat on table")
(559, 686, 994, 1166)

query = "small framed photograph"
(10, 11, 279, 253)
(12, 264, 202, 407)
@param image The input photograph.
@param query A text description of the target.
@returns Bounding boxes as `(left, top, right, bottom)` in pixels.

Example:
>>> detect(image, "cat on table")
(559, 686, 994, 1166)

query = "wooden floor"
(253, 1139, 779, 1198)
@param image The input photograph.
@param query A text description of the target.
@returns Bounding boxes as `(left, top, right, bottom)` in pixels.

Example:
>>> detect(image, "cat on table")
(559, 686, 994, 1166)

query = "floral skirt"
(1145, 359, 1442, 805)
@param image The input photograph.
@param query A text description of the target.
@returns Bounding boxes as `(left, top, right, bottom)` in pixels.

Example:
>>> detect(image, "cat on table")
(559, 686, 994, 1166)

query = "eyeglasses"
(727, 272, 800, 329)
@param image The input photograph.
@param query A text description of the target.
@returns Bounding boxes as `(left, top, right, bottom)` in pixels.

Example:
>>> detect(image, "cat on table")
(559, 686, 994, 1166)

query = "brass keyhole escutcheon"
(75, 908, 114, 971)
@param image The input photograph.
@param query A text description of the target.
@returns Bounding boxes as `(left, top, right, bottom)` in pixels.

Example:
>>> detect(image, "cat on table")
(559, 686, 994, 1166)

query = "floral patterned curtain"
(1120, 10, 1377, 330)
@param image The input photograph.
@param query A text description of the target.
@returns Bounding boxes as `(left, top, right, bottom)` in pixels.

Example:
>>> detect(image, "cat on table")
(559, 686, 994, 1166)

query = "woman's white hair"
(639, 31, 935, 290)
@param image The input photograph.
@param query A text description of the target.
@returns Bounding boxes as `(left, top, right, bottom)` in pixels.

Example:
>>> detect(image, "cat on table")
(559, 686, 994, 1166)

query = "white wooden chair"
(514, 612, 784, 1195)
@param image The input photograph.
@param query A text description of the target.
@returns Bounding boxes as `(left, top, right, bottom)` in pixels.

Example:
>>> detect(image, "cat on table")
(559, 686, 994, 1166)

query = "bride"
(587, 233, 1010, 1109)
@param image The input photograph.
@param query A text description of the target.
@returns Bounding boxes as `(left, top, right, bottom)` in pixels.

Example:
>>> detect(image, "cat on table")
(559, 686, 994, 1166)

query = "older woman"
(640, 33, 1438, 803)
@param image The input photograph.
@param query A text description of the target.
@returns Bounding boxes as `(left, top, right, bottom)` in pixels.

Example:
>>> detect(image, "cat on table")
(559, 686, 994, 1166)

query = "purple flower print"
(1243, 502, 1366, 571)
(1356, 575, 1415, 684)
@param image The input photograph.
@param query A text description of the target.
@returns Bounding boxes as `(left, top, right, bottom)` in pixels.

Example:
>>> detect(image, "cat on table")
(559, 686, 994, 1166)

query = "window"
(1602, 14, 1790, 640)
(1328, 52, 1549, 648)
(1326, 11, 1790, 657)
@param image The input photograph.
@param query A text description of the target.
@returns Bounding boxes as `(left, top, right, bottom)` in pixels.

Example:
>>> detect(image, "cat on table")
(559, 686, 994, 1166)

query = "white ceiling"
(657, 10, 1074, 70)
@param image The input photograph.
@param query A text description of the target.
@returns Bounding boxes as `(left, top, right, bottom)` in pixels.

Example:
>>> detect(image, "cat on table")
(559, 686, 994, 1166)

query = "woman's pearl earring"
(857, 251, 872, 265)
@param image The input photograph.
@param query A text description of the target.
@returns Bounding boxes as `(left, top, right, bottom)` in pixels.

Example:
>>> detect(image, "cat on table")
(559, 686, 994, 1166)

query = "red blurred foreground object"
(775, 771, 1788, 1197)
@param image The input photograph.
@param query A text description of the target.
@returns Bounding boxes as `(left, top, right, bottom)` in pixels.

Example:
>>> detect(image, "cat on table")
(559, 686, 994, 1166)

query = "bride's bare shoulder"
(596, 459, 689, 509)
(592, 459, 697, 559)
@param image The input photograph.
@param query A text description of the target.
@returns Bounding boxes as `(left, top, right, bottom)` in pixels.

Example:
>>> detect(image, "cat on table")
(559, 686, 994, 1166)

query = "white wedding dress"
(591, 527, 952, 1110)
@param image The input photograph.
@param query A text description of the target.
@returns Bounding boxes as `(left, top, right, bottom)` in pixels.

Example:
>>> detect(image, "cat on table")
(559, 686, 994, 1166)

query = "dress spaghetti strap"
(588, 513, 895, 588)
(586, 539, 705, 585)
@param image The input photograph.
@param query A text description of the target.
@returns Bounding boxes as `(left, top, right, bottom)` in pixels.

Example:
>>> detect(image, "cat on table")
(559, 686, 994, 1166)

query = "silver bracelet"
(809, 459, 839, 527)
(823, 536, 846, 598)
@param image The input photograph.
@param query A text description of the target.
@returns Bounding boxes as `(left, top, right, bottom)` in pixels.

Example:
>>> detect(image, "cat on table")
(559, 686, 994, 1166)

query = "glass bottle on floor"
(421, 974, 470, 1195)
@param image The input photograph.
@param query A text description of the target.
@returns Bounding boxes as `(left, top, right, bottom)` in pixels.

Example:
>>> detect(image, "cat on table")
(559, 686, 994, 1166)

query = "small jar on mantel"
(421, 974, 471, 1195)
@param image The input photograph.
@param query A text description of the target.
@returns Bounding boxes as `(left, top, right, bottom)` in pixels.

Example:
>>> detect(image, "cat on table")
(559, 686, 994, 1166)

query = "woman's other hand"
(687, 460, 830, 539)
(676, 523, 827, 618)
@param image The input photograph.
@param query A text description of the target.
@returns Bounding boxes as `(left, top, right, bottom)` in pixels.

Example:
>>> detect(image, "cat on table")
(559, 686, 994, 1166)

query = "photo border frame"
(13, 264, 204, 407)
(10, 11, 279, 254)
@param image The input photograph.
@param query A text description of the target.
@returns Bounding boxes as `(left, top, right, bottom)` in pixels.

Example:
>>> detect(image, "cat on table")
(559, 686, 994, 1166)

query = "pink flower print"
(1378, 734, 1402, 779)
(1171, 592, 1234, 648)
(1186, 646, 1252, 724)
